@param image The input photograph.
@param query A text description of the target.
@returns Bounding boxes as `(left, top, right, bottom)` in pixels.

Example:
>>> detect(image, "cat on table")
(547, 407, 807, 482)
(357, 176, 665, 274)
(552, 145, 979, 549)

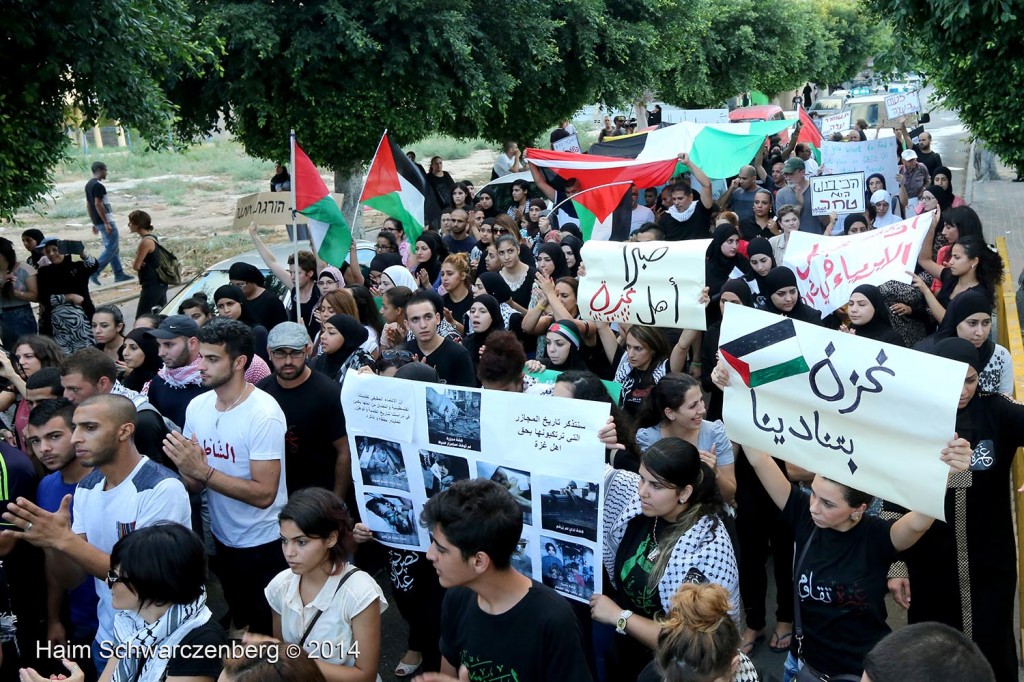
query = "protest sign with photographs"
(342, 370, 610, 602)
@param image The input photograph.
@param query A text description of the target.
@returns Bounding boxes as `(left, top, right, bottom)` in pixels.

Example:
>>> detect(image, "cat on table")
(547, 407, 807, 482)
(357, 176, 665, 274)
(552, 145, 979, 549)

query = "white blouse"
(266, 564, 388, 677)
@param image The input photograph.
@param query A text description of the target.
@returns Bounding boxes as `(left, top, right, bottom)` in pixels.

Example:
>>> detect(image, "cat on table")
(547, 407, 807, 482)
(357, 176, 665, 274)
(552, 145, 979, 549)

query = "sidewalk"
(970, 163, 1024, 282)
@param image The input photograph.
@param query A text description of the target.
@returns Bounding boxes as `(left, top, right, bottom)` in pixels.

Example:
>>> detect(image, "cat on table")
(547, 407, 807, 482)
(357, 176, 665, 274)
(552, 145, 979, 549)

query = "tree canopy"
(0, 0, 219, 221)
(5, 0, 889, 220)
(873, 0, 1024, 174)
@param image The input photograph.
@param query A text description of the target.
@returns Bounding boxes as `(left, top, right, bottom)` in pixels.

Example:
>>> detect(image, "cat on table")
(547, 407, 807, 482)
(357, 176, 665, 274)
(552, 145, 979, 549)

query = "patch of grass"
(57, 140, 271, 184)
(408, 135, 494, 161)
(45, 196, 90, 220)
(133, 178, 190, 206)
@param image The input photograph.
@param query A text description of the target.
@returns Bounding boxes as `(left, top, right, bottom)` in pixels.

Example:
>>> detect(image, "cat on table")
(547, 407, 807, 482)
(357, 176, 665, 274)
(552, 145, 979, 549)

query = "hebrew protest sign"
(233, 191, 345, 229)
(821, 138, 898, 198)
(810, 172, 865, 216)
(820, 111, 852, 136)
(782, 211, 934, 316)
(579, 239, 711, 330)
(719, 305, 962, 519)
(553, 133, 582, 154)
(884, 91, 922, 119)
(342, 370, 610, 603)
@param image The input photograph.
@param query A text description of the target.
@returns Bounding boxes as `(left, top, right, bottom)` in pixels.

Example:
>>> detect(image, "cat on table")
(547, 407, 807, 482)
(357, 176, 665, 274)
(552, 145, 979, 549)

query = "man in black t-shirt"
(228, 262, 288, 331)
(657, 155, 715, 241)
(83, 161, 131, 286)
(403, 290, 475, 387)
(256, 322, 350, 497)
(912, 131, 944, 176)
(422, 479, 591, 682)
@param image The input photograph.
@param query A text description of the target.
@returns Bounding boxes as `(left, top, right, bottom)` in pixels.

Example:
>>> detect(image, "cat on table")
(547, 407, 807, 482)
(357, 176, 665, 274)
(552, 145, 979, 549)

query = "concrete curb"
(966, 138, 977, 205)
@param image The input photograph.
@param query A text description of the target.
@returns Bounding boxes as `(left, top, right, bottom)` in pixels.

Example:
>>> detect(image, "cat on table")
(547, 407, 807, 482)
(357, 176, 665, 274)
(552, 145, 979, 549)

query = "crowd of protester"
(0, 116, 1015, 682)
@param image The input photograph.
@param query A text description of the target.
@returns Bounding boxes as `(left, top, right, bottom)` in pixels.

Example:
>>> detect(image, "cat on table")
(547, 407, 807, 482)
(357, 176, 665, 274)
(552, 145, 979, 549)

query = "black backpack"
(145, 235, 182, 286)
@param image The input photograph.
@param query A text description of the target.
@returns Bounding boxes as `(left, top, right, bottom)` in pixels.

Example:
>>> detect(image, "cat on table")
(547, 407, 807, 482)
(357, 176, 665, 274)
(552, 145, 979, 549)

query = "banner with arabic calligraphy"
(341, 370, 610, 603)
(719, 305, 963, 519)
(810, 171, 865, 216)
(782, 211, 935, 317)
(578, 239, 711, 330)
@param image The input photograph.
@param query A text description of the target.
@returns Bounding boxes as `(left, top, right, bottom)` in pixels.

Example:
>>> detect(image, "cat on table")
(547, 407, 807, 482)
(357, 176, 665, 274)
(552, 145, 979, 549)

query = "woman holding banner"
(592, 437, 739, 682)
(710, 360, 972, 682)
(886, 338, 1024, 682)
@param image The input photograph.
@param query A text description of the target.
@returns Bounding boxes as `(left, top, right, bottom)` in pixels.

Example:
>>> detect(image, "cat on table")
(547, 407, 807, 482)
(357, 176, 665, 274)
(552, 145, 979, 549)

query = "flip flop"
(740, 632, 765, 655)
(770, 630, 794, 653)
(395, 659, 423, 678)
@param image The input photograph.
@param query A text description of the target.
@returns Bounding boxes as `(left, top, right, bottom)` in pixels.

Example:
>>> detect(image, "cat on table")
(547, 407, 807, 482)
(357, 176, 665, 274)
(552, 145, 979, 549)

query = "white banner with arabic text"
(782, 211, 935, 316)
(719, 305, 962, 519)
(579, 239, 711, 330)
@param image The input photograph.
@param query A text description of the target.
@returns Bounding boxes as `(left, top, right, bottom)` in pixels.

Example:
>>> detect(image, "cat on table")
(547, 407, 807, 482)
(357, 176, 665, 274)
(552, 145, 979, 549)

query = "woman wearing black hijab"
(886, 337, 1024, 681)
(560, 235, 584, 278)
(462, 294, 502, 374)
(412, 232, 447, 291)
(705, 224, 749, 327)
(475, 271, 523, 333)
(313, 313, 372, 384)
(535, 242, 570, 280)
(762, 267, 823, 325)
(214, 284, 270, 361)
(744, 236, 775, 310)
(913, 290, 1012, 394)
(842, 284, 905, 346)
(121, 327, 162, 393)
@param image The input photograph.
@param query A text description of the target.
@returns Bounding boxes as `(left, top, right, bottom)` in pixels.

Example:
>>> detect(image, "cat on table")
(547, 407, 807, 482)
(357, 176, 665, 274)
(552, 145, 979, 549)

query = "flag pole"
(289, 129, 301, 324)
(351, 129, 388, 232)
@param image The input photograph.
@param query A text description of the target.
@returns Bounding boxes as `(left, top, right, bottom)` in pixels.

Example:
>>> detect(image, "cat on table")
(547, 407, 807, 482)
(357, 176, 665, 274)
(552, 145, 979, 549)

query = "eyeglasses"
(374, 245, 394, 252)
(495, 228, 509, 234)
(379, 226, 394, 233)
(106, 569, 127, 588)
(271, 349, 306, 360)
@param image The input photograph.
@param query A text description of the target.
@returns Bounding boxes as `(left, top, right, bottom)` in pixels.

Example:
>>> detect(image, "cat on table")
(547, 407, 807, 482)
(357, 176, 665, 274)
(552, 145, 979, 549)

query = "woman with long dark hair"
(912, 235, 1004, 323)
(593, 438, 739, 681)
(495, 234, 536, 312)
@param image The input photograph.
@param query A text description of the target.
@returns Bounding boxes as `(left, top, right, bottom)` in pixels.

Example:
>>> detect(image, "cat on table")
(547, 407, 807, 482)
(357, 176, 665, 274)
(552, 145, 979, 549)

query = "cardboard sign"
(553, 133, 582, 154)
(232, 191, 345, 230)
(720, 305, 962, 519)
(821, 111, 852, 136)
(821, 138, 899, 198)
(782, 211, 935, 316)
(884, 91, 922, 119)
(579, 239, 711, 331)
(342, 371, 610, 603)
(810, 171, 865, 216)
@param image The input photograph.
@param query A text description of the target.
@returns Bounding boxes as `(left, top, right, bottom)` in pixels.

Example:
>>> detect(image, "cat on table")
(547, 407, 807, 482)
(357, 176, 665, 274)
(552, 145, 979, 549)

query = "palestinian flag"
(294, 142, 351, 267)
(570, 185, 633, 241)
(719, 318, 810, 387)
(796, 105, 823, 164)
(359, 132, 440, 243)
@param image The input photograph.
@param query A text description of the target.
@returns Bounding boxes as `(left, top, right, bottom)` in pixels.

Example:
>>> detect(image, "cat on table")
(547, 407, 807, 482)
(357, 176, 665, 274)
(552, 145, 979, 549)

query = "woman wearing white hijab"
(870, 190, 901, 228)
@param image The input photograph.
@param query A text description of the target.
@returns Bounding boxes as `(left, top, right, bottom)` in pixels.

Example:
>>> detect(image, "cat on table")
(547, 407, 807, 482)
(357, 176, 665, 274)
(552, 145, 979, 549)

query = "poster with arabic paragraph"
(341, 370, 610, 603)
(719, 305, 962, 520)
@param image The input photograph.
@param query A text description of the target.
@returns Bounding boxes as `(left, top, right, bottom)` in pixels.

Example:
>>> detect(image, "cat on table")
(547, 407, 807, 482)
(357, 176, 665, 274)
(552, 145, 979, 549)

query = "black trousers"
(212, 537, 287, 635)
(384, 549, 445, 672)
(136, 283, 168, 318)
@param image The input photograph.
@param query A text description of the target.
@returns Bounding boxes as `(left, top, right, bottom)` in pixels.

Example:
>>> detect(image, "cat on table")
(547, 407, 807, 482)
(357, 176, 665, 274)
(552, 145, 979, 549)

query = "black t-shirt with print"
(781, 485, 896, 677)
(439, 582, 592, 682)
(404, 337, 476, 387)
(613, 515, 662, 617)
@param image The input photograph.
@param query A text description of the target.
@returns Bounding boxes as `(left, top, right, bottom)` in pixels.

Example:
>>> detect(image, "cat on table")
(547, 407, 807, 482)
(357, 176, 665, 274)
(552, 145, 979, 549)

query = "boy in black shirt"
(422, 479, 592, 682)
(403, 290, 475, 387)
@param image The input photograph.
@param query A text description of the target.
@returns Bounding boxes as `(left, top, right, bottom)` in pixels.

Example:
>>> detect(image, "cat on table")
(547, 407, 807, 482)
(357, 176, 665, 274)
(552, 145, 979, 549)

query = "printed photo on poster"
(426, 387, 482, 451)
(541, 536, 595, 601)
(419, 450, 471, 498)
(363, 493, 419, 547)
(477, 461, 533, 525)
(511, 533, 535, 578)
(538, 475, 599, 542)
(357, 437, 409, 491)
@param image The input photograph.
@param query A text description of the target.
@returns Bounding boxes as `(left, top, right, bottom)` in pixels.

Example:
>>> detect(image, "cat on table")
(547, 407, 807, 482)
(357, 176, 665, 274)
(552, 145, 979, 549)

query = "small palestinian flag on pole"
(292, 136, 351, 267)
(359, 131, 440, 243)
(568, 183, 634, 241)
(796, 104, 823, 164)
(719, 318, 810, 388)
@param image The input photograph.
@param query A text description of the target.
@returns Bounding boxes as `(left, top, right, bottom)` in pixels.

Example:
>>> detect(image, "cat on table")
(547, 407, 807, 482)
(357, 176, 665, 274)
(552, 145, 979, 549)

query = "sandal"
(739, 632, 765, 655)
(770, 630, 794, 653)
(395, 658, 423, 678)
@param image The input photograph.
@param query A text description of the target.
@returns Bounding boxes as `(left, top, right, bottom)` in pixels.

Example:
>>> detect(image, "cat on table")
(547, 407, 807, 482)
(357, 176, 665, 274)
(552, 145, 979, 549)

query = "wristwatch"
(615, 609, 634, 635)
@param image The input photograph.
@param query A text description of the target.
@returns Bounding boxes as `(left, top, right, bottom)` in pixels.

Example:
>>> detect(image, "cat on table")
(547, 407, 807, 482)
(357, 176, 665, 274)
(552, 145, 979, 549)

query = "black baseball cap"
(145, 314, 200, 339)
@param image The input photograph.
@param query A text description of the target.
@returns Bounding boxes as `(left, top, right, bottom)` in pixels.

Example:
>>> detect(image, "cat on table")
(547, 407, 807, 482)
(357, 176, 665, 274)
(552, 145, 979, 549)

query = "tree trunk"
(333, 162, 365, 238)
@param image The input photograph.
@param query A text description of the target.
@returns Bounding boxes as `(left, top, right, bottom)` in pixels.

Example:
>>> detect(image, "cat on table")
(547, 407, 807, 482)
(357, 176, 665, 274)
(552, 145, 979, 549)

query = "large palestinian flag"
(359, 132, 440, 242)
(294, 142, 351, 267)
(796, 105, 823, 163)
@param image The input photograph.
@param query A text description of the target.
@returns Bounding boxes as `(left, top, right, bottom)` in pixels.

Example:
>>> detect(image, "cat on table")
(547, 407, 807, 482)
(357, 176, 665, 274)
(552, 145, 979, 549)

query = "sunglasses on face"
(106, 569, 127, 588)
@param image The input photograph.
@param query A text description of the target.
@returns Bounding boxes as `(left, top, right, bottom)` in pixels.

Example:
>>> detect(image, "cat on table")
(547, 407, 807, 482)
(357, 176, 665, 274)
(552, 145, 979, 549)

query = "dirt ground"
(6, 147, 497, 304)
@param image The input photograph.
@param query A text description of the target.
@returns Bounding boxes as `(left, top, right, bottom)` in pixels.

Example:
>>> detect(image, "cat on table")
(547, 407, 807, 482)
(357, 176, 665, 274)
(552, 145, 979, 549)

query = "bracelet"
(204, 466, 215, 483)
(691, 362, 702, 367)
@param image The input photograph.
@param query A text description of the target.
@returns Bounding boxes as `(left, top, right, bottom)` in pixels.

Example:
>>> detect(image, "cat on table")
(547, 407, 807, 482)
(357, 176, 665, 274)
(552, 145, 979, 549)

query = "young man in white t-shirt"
(163, 318, 288, 636)
(3, 394, 191, 669)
